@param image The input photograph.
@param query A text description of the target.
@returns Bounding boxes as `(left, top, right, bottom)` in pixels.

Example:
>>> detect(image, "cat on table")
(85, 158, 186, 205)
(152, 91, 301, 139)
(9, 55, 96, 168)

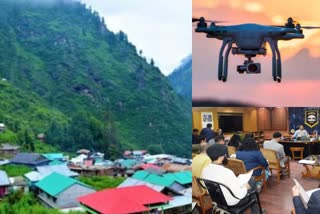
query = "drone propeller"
(271, 17, 320, 29)
(192, 17, 225, 23)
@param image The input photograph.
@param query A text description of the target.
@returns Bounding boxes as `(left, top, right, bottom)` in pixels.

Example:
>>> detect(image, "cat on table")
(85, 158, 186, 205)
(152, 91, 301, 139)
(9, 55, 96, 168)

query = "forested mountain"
(0, 0, 191, 158)
(168, 55, 192, 101)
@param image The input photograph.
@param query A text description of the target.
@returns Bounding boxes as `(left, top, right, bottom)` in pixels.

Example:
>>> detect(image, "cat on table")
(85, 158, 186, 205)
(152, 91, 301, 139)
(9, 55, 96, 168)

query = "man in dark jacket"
(292, 185, 320, 214)
(200, 124, 216, 142)
(192, 129, 199, 144)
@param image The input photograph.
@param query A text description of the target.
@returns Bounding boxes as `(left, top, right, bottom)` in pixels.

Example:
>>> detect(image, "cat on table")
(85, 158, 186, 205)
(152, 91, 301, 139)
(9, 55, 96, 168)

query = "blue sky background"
(81, 0, 192, 75)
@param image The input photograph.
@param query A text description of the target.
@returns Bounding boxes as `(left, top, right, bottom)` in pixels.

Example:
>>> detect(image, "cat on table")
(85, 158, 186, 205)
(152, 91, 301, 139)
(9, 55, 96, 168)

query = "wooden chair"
(226, 158, 267, 191)
(192, 176, 214, 214)
(290, 147, 304, 160)
(261, 148, 290, 183)
(227, 146, 237, 156)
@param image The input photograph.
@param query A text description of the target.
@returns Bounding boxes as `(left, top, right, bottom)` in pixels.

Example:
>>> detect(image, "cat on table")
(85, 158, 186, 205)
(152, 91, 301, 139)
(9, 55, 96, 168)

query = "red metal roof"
(140, 163, 161, 170)
(78, 185, 171, 214)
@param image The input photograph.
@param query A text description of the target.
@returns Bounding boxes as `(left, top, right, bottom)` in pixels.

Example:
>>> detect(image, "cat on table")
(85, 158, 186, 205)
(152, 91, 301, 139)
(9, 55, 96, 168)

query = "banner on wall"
(305, 110, 319, 128)
(201, 112, 213, 129)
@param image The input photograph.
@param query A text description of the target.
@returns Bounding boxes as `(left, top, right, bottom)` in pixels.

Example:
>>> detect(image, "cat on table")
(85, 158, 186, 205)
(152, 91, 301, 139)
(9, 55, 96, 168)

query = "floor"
(193, 160, 319, 214)
(259, 160, 319, 214)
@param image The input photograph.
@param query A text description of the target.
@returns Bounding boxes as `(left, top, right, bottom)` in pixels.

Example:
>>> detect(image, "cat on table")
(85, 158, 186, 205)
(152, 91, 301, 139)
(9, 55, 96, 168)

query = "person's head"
(214, 135, 225, 145)
(199, 142, 209, 154)
(273, 132, 282, 141)
(239, 138, 259, 151)
(206, 144, 228, 165)
(206, 123, 212, 129)
(197, 135, 206, 144)
(193, 129, 199, 136)
(228, 134, 241, 148)
(217, 128, 222, 134)
(299, 125, 304, 131)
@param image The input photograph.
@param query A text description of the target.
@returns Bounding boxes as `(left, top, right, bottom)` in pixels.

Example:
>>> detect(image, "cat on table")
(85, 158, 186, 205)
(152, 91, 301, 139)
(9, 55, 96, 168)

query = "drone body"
(193, 17, 318, 82)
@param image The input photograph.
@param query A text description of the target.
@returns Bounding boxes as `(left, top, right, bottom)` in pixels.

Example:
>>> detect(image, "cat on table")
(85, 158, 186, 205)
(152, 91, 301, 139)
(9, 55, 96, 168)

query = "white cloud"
(80, 0, 192, 75)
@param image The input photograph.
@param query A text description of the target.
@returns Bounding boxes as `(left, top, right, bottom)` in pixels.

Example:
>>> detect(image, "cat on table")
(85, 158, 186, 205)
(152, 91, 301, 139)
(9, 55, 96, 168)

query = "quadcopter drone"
(193, 17, 320, 82)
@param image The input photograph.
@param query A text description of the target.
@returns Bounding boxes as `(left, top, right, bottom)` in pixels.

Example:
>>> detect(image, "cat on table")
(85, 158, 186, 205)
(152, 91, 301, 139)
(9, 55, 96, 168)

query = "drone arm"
(265, 38, 277, 81)
(274, 41, 282, 79)
(222, 40, 233, 81)
(218, 39, 228, 80)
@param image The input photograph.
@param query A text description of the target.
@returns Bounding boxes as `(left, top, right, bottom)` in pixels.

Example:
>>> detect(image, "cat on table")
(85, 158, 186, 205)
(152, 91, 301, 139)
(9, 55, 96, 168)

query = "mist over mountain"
(0, 0, 191, 158)
(168, 55, 191, 101)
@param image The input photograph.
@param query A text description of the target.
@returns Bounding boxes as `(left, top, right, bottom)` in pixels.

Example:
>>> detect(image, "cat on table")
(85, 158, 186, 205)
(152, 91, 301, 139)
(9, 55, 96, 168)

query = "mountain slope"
(0, 0, 191, 157)
(168, 55, 192, 100)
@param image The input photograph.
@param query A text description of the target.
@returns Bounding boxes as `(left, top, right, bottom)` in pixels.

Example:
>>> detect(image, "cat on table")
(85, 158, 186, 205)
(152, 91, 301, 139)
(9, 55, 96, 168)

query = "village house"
(0, 170, 10, 197)
(24, 165, 79, 186)
(35, 172, 95, 209)
(0, 123, 5, 132)
(0, 143, 20, 156)
(10, 153, 50, 167)
(78, 185, 172, 214)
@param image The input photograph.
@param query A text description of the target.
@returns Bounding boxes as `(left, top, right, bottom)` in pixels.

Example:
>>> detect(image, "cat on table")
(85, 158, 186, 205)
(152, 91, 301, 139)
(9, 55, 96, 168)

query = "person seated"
(200, 123, 216, 142)
(292, 125, 309, 140)
(202, 144, 263, 213)
(263, 132, 288, 167)
(192, 129, 199, 144)
(292, 185, 320, 214)
(236, 138, 268, 177)
(228, 134, 241, 150)
(192, 142, 211, 178)
(216, 128, 224, 138)
(243, 133, 254, 142)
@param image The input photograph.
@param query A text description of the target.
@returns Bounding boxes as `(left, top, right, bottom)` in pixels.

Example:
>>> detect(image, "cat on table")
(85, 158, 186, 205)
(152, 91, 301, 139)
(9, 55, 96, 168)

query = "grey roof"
(0, 143, 20, 150)
(10, 153, 49, 165)
(0, 170, 10, 186)
(118, 177, 165, 192)
(36, 165, 78, 178)
(24, 171, 42, 182)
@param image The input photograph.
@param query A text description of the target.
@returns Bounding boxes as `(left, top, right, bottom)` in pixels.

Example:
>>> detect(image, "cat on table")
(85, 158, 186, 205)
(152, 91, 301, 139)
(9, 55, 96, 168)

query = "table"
(279, 139, 320, 158)
(298, 155, 320, 179)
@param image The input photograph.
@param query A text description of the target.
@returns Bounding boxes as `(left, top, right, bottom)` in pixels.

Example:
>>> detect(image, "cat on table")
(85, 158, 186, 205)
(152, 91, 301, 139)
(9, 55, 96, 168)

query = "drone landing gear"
(218, 38, 233, 82)
(266, 38, 282, 83)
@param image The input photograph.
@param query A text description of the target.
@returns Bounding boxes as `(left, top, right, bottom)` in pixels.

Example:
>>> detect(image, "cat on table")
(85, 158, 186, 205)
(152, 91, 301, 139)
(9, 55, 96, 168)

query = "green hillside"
(168, 55, 192, 101)
(0, 0, 191, 158)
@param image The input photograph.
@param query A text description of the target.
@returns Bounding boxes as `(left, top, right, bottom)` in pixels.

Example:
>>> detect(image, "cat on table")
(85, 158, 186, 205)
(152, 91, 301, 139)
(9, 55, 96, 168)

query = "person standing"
(200, 123, 216, 142)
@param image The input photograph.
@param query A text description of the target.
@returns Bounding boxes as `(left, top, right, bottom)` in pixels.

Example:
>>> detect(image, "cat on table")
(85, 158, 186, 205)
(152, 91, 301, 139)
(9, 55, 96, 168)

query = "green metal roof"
(144, 174, 174, 187)
(121, 159, 137, 168)
(49, 160, 64, 166)
(163, 171, 192, 185)
(35, 172, 87, 197)
(42, 153, 63, 161)
(132, 170, 150, 180)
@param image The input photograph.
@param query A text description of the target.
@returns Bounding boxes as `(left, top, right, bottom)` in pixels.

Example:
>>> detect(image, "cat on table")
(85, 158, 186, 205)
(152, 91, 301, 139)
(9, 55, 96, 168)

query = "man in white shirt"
(201, 144, 262, 213)
(263, 132, 287, 167)
(292, 125, 309, 139)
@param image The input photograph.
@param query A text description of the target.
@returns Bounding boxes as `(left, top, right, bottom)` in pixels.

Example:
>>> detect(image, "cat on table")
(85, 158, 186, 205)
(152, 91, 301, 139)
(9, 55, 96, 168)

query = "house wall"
(56, 184, 95, 208)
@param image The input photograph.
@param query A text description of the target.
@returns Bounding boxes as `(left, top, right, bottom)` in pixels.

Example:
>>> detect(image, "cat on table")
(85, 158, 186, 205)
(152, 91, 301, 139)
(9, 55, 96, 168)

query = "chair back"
(226, 158, 247, 176)
(197, 178, 240, 211)
(261, 148, 279, 169)
(227, 146, 237, 156)
(192, 176, 204, 198)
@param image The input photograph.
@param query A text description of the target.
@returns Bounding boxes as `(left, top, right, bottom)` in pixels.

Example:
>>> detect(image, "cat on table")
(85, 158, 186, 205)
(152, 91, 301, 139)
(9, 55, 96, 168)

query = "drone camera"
(246, 62, 261, 73)
(237, 62, 261, 74)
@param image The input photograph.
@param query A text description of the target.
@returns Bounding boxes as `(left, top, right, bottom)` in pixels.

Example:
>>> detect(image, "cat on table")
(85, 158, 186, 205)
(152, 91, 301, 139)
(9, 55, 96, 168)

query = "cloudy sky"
(80, 0, 191, 75)
(193, 0, 320, 106)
